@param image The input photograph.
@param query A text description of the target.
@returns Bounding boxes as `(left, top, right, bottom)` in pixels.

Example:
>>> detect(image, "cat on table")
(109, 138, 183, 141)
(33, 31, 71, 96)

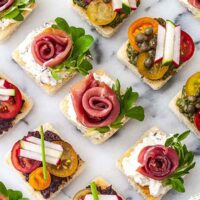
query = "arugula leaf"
(164, 131, 195, 193)
(50, 18, 94, 79)
(0, 0, 34, 21)
(125, 106, 145, 121)
(95, 126, 110, 134)
(0, 182, 28, 200)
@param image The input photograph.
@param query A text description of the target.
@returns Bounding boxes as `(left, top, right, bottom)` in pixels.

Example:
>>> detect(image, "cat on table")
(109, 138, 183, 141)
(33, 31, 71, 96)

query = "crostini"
(117, 17, 195, 90)
(0, 73, 32, 137)
(70, 0, 140, 38)
(170, 72, 200, 137)
(0, 0, 36, 42)
(179, 0, 200, 18)
(73, 177, 123, 200)
(189, 194, 200, 200)
(60, 69, 145, 144)
(0, 181, 28, 199)
(117, 127, 195, 200)
(5, 123, 85, 200)
(12, 17, 94, 94)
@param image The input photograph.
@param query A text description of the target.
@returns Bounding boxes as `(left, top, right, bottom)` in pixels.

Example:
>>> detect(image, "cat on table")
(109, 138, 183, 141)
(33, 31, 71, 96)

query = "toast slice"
(12, 48, 77, 95)
(169, 91, 200, 137)
(117, 41, 185, 90)
(0, 3, 37, 42)
(73, 177, 123, 199)
(70, 0, 134, 38)
(60, 69, 129, 144)
(117, 127, 168, 200)
(5, 123, 85, 200)
(0, 73, 33, 138)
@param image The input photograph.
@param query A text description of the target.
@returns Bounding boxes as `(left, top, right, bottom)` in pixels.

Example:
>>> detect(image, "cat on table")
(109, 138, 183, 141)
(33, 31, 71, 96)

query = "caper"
(135, 33, 148, 43)
(188, 96, 196, 102)
(145, 27, 153, 36)
(144, 57, 153, 69)
(140, 42, 149, 52)
(195, 103, 200, 109)
(103, 0, 111, 3)
(187, 104, 196, 114)
(149, 38, 157, 49)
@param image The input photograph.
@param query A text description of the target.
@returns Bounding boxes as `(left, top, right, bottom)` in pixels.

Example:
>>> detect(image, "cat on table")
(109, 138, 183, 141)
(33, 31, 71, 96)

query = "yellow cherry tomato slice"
(128, 17, 159, 52)
(86, 0, 117, 26)
(46, 141, 78, 178)
(185, 72, 200, 96)
(29, 167, 51, 191)
(136, 52, 169, 80)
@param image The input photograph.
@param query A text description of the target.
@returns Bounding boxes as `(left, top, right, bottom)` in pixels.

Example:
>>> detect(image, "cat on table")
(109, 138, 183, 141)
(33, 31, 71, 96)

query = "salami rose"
(31, 28, 72, 68)
(137, 145, 179, 181)
(188, 0, 200, 8)
(0, 0, 14, 11)
(70, 74, 120, 128)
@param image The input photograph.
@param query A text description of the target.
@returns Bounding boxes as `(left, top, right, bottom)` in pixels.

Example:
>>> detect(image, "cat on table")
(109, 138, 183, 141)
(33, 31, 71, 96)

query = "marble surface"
(0, 0, 200, 199)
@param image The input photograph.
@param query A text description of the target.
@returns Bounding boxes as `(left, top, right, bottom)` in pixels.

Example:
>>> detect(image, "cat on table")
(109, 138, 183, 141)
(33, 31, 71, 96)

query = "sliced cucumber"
(84, 195, 118, 200)
(26, 136, 63, 151)
(122, 0, 129, 6)
(173, 25, 181, 66)
(0, 88, 15, 96)
(19, 149, 60, 165)
(20, 140, 63, 159)
(155, 25, 166, 63)
(162, 20, 176, 66)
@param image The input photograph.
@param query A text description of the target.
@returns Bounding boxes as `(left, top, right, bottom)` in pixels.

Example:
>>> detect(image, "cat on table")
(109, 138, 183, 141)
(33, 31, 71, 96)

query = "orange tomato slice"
(185, 72, 200, 96)
(128, 17, 159, 52)
(29, 167, 51, 191)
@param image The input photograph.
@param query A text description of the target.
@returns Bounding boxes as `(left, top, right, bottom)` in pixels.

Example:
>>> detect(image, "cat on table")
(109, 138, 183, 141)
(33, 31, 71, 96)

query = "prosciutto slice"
(70, 74, 120, 128)
(0, 0, 14, 11)
(31, 28, 72, 68)
(188, 0, 200, 8)
(137, 145, 179, 181)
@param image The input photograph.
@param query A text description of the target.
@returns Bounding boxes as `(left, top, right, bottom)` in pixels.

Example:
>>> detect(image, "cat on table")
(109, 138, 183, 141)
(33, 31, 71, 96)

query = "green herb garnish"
(90, 182, 99, 200)
(40, 126, 47, 181)
(164, 131, 195, 193)
(95, 80, 145, 133)
(50, 17, 94, 79)
(0, 0, 35, 21)
(0, 181, 28, 200)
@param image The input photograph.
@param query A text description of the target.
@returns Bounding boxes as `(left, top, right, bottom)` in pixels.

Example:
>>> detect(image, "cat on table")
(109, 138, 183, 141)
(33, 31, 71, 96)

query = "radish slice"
(84, 195, 118, 200)
(155, 25, 166, 63)
(0, 80, 5, 87)
(0, 80, 9, 101)
(26, 136, 63, 151)
(19, 149, 60, 165)
(129, 0, 137, 10)
(20, 140, 63, 158)
(173, 25, 181, 66)
(112, 0, 122, 12)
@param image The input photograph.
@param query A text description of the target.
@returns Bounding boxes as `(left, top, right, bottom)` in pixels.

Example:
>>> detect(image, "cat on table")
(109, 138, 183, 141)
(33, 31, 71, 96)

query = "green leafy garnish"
(50, 17, 94, 79)
(0, 0, 35, 21)
(164, 131, 195, 193)
(90, 182, 99, 200)
(0, 182, 28, 200)
(95, 80, 145, 133)
(40, 126, 47, 181)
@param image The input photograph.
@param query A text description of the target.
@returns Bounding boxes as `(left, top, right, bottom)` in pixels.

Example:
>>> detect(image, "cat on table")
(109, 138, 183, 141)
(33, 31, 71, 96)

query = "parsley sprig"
(95, 80, 145, 133)
(0, 0, 35, 21)
(49, 17, 94, 79)
(164, 131, 195, 193)
(0, 181, 28, 200)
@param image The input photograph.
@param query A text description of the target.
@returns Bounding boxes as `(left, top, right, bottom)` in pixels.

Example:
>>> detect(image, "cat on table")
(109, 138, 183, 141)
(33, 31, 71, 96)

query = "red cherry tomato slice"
(0, 80, 23, 120)
(11, 141, 41, 173)
(194, 111, 200, 131)
(180, 30, 195, 64)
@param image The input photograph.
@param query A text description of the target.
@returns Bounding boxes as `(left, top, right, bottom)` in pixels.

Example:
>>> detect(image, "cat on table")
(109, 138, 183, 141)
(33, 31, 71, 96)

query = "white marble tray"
(0, 0, 200, 200)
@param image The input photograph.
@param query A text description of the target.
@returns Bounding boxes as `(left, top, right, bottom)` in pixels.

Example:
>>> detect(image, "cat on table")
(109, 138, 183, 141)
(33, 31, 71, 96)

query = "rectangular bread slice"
(169, 91, 200, 137)
(12, 48, 77, 95)
(117, 41, 184, 90)
(60, 69, 129, 145)
(0, 73, 33, 138)
(69, 0, 134, 38)
(0, 3, 37, 42)
(5, 123, 85, 200)
(117, 127, 168, 200)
